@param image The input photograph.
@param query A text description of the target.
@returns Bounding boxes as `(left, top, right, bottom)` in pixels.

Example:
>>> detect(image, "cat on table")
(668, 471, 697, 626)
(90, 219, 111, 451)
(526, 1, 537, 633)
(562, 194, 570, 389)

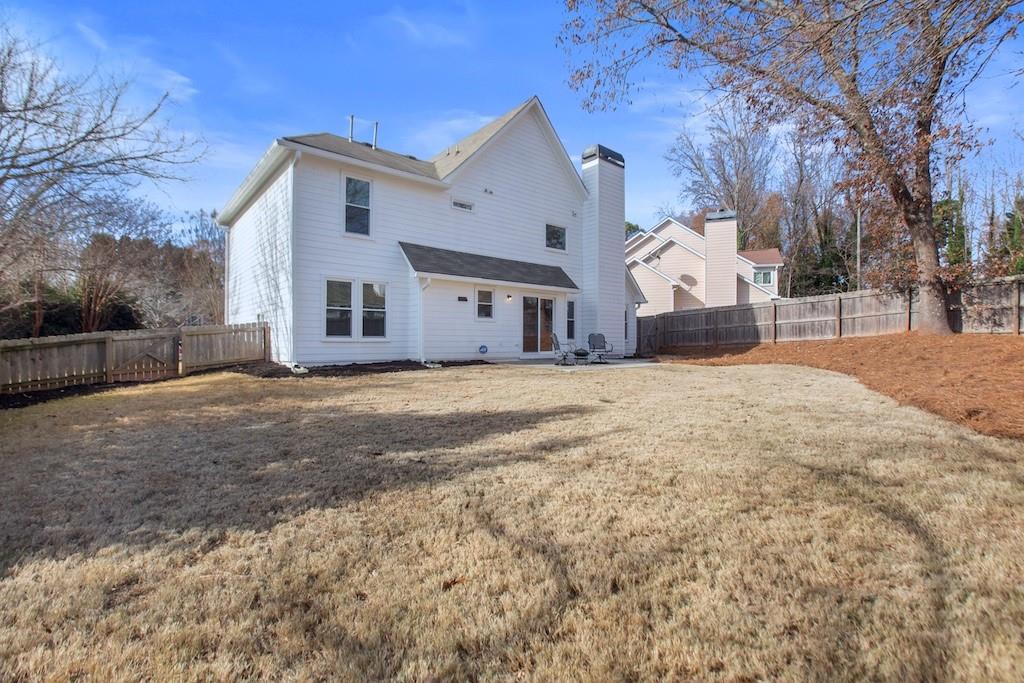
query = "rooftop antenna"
(372, 121, 379, 149)
(348, 115, 354, 142)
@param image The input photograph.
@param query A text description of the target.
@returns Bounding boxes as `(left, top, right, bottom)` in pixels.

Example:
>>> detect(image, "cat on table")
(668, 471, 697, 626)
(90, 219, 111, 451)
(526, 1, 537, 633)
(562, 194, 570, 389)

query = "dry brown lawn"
(1, 363, 1022, 681)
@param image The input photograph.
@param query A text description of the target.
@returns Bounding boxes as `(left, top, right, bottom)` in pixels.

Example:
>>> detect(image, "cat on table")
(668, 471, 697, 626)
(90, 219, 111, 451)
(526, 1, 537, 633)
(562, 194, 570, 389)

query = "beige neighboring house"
(627, 210, 784, 316)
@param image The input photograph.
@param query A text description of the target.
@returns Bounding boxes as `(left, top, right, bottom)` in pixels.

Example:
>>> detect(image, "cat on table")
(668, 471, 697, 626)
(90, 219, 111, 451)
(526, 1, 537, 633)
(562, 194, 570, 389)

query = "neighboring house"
(626, 211, 784, 316)
(219, 96, 642, 364)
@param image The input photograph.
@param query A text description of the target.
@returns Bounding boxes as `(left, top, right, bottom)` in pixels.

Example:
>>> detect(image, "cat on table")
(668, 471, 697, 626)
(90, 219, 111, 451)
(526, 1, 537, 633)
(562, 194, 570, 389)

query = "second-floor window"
(345, 177, 371, 235)
(546, 224, 566, 250)
(754, 270, 774, 285)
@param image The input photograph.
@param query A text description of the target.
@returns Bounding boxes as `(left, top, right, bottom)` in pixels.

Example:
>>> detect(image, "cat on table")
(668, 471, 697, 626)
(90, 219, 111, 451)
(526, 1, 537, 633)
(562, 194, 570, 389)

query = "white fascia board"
(628, 258, 678, 285)
(412, 271, 580, 293)
(277, 139, 450, 189)
(625, 231, 667, 259)
(625, 268, 648, 304)
(665, 216, 706, 243)
(650, 236, 705, 261)
(218, 142, 293, 227)
(738, 273, 779, 297)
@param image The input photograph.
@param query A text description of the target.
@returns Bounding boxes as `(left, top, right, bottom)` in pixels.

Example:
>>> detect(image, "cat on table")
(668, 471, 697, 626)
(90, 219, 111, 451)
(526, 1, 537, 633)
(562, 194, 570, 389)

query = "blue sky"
(7, 1, 1024, 228)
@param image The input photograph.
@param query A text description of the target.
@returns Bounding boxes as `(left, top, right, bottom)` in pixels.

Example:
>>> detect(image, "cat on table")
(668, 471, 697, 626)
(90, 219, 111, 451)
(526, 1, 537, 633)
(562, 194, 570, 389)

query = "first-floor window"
(624, 308, 628, 340)
(326, 280, 352, 336)
(566, 300, 576, 339)
(477, 289, 493, 319)
(754, 270, 774, 285)
(362, 282, 387, 337)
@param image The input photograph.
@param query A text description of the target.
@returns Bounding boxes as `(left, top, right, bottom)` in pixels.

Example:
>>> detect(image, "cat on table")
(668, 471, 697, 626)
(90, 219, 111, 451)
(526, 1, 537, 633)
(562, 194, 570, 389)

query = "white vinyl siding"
(476, 288, 494, 319)
(225, 162, 293, 363)
(289, 109, 586, 364)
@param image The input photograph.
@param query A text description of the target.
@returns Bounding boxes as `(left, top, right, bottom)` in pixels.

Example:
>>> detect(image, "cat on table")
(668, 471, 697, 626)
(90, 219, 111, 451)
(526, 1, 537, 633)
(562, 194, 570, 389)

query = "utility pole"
(856, 207, 862, 291)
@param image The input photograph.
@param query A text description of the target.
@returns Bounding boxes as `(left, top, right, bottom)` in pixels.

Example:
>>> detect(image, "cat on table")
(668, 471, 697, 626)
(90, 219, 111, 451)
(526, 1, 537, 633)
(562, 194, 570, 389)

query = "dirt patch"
(658, 332, 1024, 440)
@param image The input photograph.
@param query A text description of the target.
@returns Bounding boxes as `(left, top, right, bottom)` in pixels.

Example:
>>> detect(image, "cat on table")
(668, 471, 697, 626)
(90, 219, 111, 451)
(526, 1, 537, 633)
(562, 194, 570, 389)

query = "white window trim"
(343, 173, 373, 238)
(475, 287, 495, 322)
(545, 224, 567, 252)
(321, 276, 390, 342)
(451, 197, 475, 213)
(324, 277, 354, 339)
(360, 280, 389, 340)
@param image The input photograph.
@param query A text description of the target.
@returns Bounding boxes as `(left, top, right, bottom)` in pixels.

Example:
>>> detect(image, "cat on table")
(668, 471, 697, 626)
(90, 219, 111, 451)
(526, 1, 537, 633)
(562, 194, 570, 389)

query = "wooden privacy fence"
(637, 277, 1023, 355)
(0, 322, 270, 394)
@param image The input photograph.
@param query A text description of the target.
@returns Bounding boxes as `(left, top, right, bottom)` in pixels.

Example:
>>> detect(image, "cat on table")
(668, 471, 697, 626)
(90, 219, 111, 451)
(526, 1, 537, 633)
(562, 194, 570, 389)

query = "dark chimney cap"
(582, 144, 625, 167)
(706, 209, 736, 221)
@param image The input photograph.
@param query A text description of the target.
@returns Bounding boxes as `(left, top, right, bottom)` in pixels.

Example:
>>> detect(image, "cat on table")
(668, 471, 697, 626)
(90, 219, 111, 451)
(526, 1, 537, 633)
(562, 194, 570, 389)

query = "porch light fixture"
(506, 294, 513, 302)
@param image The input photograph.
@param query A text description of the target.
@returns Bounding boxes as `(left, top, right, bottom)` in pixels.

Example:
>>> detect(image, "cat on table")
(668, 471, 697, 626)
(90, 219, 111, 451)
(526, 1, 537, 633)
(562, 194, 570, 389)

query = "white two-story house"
(219, 96, 645, 365)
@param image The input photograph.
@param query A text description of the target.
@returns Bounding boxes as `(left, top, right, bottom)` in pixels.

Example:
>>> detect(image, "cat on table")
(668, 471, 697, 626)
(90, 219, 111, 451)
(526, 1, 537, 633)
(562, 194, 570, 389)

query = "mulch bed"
(0, 360, 490, 410)
(658, 332, 1024, 440)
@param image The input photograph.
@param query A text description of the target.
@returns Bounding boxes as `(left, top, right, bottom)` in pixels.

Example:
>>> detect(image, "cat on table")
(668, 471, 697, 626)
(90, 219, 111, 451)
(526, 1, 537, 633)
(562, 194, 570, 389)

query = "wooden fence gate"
(0, 322, 270, 394)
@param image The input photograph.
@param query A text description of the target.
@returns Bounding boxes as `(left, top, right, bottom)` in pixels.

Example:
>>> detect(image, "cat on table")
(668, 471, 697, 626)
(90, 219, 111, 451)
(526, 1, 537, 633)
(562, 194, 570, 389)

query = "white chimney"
(580, 144, 626, 353)
(704, 209, 738, 307)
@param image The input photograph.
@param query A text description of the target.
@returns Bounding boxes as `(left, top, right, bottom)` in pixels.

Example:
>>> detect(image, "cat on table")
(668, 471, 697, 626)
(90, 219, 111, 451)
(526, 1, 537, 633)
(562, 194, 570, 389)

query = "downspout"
(418, 277, 431, 362)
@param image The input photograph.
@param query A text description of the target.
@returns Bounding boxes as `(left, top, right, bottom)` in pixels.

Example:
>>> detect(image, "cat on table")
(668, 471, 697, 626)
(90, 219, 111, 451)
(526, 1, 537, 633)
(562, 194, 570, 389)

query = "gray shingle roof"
(283, 134, 441, 180)
(399, 242, 578, 290)
(281, 97, 537, 183)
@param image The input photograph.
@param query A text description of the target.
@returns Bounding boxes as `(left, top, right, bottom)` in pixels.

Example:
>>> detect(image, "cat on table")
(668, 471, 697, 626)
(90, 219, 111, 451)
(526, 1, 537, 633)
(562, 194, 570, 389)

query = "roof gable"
(433, 96, 587, 196)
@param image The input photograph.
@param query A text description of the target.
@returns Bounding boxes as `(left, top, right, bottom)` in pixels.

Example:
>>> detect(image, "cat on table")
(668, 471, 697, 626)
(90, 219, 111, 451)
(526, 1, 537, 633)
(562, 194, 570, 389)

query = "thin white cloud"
(403, 110, 496, 156)
(74, 21, 108, 51)
(216, 43, 273, 96)
(376, 5, 475, 48)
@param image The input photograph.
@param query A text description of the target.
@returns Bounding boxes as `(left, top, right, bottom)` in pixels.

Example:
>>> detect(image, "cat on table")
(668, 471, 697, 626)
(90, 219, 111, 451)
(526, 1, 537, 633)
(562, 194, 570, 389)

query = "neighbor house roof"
(399, 242, 579, 290)
(737, 248, 784, 266)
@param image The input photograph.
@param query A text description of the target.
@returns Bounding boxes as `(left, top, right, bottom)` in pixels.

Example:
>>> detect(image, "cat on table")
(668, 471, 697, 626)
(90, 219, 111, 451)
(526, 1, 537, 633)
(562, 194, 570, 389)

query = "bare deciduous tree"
(563, 0, 1023, 333)
(0, 25, 200, 315)
(666, 100, 778, 249)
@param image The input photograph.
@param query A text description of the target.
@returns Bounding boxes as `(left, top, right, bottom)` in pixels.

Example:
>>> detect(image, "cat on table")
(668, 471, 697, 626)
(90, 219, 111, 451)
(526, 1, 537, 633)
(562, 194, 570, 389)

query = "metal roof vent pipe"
(348, 115, 355, 142)
(372, 121, 379, 149)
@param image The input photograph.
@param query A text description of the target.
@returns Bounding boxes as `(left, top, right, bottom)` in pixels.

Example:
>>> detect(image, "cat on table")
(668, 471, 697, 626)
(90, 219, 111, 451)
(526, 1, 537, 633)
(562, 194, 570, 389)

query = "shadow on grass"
(0, 402, 594, 576)
(779, 458, 952, 682)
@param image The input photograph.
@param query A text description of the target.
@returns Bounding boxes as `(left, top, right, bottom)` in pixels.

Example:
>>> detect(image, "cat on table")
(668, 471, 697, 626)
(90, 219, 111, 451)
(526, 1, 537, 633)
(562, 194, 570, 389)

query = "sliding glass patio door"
(522, 297, 554, 353)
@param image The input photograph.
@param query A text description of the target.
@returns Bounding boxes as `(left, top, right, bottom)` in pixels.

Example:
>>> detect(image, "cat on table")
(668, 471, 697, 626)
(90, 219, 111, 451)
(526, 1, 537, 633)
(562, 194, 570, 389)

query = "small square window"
(546, 224, 566, 250)
(754, 270, 773, 285)
(477, 289, 493, 319)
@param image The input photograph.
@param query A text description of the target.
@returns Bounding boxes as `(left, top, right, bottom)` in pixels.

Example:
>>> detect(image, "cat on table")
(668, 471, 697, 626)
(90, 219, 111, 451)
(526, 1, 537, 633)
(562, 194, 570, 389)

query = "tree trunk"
(908, 213, 952, 334)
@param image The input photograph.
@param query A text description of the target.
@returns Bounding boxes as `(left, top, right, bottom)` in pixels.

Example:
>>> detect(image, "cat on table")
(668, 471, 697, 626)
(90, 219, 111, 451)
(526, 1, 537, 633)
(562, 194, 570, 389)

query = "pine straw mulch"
(658, 332, 1024, 440)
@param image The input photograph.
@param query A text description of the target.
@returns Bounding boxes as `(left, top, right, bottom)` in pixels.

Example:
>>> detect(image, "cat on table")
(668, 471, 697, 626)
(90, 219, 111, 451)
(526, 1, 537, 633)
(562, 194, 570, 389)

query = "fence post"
(104, 334, 114, 384)
(771, 300, 777, 344)
(263, 323, 272, 361)
(1015, 280, 1021, 336)
(835, 294, 842, 339)
(179, 329, 188, 376)
(906, 288, 913, 332)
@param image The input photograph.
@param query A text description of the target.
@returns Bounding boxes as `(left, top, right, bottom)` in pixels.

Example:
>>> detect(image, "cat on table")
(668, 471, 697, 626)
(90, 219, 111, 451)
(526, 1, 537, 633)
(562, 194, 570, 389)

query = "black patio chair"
(587, 333, 614, 364)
